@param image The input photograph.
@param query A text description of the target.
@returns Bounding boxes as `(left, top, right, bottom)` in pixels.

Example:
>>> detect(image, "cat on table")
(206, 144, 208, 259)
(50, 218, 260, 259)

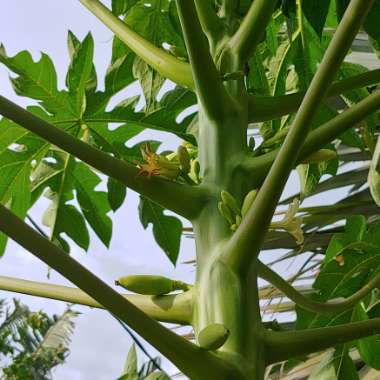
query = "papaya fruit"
(198, 323, 230, 351)
(115, 275, 188, 296)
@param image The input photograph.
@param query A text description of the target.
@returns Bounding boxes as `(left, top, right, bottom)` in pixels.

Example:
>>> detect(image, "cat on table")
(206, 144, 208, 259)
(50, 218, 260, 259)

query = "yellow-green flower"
(270, 199, 304, 244)
(137, 143, 181, 180)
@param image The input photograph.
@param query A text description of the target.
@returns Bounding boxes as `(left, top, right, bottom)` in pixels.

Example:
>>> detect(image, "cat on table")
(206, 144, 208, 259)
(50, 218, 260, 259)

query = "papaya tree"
(1, 0, 380, 378)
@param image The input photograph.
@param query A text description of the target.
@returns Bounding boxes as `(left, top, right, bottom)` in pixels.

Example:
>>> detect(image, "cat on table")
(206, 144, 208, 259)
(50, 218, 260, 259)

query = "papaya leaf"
(353, 303, 380, 370)
(301, 0, 331, 38)
(66, 32, 95, 116)
(112, 0, 139, 16)
(107, 177, 127, 212)
(72, 163, 113, 247)
(138, 196, 182, 265)
(308, 348, 359, 380)
(0, 45, 75, 118)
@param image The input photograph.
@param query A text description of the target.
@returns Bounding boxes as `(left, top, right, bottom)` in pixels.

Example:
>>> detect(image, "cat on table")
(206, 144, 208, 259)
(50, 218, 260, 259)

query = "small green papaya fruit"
(198, 324, 230, 351)
(115, 275, 187, 296)
(369, 135, 380, 207)
(221, 190, 240, 215)
(241, 189, 258, 218)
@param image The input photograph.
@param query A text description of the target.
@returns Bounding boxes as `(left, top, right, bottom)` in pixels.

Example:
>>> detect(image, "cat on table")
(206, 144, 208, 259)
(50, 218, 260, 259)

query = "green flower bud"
(221, 190, 240, 215)
(198, 324, 230, 351)
(270, 199, 304, 244)
(218, 201, 235, 226)
(177, 145, 191, 173)
(241, 189, 258, 218)
(115, 275, 188, 296)
(189, 159, 201, 183)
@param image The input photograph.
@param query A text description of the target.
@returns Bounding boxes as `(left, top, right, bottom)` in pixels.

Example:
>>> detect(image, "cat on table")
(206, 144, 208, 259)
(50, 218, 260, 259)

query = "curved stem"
(247, 69, 380, 123)
(0, 275, 193, 325)
(227, 0, 374, 275)
(194, 0, 222, 41)
(265, 317, 380, 364)
(78, 0, 194, 89)
(176, 0, 231, 120)
(227, 0, 277, 64)
(258, 261, 380, 314)
(0, 95, 208, 220)
(244, 88, 380, 186)
(0, 204, 242, 379)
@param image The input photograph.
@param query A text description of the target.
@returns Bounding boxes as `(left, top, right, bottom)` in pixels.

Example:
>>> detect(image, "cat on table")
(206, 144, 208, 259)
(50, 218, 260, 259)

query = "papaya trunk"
(189, 104, 266, 380)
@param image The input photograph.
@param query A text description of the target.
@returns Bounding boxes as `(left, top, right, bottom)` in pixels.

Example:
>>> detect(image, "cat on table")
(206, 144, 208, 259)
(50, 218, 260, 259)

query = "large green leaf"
(125, 0, 185, 111)
(297, 218, 380, 332)
(66, 32, 95, 116)
(138, 196, 182, 265)
(302, 0, 331, 37)
(0, 117, 49, 255)
(353, 303, 380, 370)
(72, 163, 112, 247)
(0, 45, 74, 118)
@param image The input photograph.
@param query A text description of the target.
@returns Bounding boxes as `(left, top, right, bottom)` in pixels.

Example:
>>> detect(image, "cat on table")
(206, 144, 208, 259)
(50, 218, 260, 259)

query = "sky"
(0, 2, 379, 380)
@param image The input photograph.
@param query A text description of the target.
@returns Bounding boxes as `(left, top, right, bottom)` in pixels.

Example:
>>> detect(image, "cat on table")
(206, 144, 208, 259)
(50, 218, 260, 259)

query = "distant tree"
(0, 299, 77, 379)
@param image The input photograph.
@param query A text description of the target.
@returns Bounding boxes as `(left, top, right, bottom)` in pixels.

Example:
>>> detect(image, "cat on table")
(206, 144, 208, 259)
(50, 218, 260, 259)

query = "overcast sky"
(1, 2, 379, 380)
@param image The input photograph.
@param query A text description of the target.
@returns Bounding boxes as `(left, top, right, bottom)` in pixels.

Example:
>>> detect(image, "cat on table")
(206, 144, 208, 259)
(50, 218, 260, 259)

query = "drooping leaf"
(138, 196, 182, 265)
(302, 0, 331, 37)
(72, 163, 113, 247)
(107, 177, 127, 212)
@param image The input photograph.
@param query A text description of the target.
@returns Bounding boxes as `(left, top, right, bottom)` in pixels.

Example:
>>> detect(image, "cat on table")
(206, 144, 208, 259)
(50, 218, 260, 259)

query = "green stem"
(258, 261, 380, 314)
(300, 89, 380, 158)
(194, 0, 222, 41)
(0, 204, 241, 379)
(244, 89, 380, 186)
(176, 0, 231, 120)
(0, 95, 207, 220)
(247, 69, 380, 123)
(0, 275, 193, 325)
(226, 0, 277, 64)
(265, 317, 380, 364)
(226, 0, 374, 275)
(78, 0, 194, 89)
